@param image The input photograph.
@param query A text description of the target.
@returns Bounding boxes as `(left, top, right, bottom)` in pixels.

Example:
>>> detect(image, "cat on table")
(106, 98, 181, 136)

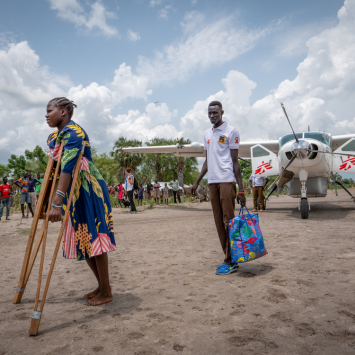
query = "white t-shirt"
(125, 174, 134, 191)
(204, 121, 240, 184)
(249, 174, 266, 187)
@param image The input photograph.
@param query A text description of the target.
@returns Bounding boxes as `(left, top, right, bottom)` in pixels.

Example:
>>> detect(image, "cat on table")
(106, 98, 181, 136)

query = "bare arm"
(191, 154, 208, 196)
(47, 172, 72, 223)
(231, 149, 246, 206)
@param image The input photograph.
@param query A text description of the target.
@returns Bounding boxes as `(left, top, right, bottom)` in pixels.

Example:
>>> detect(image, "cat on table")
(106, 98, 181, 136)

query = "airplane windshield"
(304, 132, 331, 147)
(279, 133, 303, 148)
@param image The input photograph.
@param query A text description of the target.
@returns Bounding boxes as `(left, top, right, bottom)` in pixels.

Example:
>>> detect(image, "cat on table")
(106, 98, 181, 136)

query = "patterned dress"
(47, 121, 116, 261)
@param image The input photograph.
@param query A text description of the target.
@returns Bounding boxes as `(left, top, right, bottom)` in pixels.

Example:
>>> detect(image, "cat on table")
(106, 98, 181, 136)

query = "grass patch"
(18, 228, 31, 234)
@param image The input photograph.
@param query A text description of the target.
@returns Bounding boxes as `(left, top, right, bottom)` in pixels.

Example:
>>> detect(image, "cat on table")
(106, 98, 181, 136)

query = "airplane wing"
(332, 134, 355, 151)
(122, 140, 279, 158)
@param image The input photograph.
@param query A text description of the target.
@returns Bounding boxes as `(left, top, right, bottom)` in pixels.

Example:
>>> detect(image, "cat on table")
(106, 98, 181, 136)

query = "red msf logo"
(255, 161, 272, 175)
(340, 156, 355, 171)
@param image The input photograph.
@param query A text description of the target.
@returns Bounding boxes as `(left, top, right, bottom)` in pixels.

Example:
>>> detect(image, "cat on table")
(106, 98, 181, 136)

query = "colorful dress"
(47, 121, 116, 261)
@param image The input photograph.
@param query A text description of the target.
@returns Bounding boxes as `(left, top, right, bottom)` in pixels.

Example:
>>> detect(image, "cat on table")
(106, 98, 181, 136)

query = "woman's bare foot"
(84, 292, 112, 306)
(84, 287, 100, 299)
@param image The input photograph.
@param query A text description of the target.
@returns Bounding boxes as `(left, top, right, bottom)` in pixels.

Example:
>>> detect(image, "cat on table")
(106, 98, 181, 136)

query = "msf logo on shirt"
(340, 156, 355, 171)
(255, 161, 273, 175)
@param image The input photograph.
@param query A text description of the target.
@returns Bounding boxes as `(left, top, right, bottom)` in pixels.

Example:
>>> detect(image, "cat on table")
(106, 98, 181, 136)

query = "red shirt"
(0, 184, 11, 199)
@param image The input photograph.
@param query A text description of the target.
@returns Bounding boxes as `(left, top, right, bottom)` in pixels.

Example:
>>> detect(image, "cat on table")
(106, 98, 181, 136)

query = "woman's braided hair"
(48, 97, 77, 119)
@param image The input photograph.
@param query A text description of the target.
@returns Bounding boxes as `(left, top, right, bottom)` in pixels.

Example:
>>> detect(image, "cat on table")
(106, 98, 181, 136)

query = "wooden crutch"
(12, 146, 58, 304)
(29, 142, 87, 336)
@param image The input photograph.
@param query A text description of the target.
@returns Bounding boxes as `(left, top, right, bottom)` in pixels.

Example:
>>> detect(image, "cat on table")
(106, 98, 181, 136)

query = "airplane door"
(332, 138, 355, 174)
(251, 144, 280, 177)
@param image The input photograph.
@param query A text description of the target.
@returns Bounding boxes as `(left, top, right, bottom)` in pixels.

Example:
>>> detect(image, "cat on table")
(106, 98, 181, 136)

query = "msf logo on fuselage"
(255, 161, 273, 175)
(340, 156, 355, 171)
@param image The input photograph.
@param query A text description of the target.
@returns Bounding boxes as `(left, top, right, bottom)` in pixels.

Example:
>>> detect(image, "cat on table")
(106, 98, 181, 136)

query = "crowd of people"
(106, 173, 184, 213)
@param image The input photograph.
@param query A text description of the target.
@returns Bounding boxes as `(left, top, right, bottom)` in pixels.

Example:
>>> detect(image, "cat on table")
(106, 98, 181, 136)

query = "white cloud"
(48, 0, 118, 37)
(127, 29, 141, 42)
(159, 5, 172, 19)
(137, 15, 276, 85)
(180, 11, 205, 35)
(180, 0, 355, 144)
(150, 0, 163, 7)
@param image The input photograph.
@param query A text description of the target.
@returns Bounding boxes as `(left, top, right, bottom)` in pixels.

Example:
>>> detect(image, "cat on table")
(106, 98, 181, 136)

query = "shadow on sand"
(36, 292, 142, 336)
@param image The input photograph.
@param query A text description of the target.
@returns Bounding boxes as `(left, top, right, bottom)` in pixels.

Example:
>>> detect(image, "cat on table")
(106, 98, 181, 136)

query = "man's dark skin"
(14, 171, 34, 218)
(191, 105, 246, 207)
(0, 177, 12, 221)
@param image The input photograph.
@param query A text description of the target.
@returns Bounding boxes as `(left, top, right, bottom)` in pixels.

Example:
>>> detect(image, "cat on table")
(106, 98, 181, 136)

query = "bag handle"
(239, 206, 258, 225)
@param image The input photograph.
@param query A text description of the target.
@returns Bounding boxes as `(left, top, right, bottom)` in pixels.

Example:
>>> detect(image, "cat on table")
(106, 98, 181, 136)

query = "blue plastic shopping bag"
(229, 207, 268, 263)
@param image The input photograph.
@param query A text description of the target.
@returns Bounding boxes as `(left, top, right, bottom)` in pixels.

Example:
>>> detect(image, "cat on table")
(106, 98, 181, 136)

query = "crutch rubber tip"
(29, 317, 41, 336)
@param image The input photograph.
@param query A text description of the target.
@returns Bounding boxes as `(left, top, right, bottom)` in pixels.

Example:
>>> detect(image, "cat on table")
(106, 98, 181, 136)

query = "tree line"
(0, 137, 201, 186)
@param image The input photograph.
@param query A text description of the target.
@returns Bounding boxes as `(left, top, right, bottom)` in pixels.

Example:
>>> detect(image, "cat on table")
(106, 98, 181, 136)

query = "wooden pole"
(13, 154, 55, 304)
(24, 223, 46, 285)
(29, 142, 87, 336)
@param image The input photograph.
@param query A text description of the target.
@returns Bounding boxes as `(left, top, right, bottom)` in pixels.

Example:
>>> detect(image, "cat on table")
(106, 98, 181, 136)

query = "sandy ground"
(1, 189, 355, 355)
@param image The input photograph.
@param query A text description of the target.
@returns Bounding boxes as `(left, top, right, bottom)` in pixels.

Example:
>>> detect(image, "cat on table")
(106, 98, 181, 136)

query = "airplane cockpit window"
(304, 132, 331, 147)
(279, 133, 303, 148)
(252, 146, 270, 157)
(341, 139, 355, 152)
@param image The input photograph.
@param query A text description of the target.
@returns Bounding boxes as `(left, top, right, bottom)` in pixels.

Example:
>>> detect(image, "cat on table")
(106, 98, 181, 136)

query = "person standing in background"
(153, 180, 160, 204)
(138, 183, 144, 206)
(0, 177, 12, 221)
(35, 173, 43, 205)
(147, 181, 153, 200)
(249, 173, 269, 212)
(163, 183, 169, 205)
(117, 181, 123, 207)
(125, 168, 137, 213)
(169, 176, 181, 204)
(26, 172, 41, 216)
(15, 171, 34, 219)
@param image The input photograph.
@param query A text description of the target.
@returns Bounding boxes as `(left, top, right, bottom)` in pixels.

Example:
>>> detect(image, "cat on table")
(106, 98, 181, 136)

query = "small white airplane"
(123, 103, 355, 219)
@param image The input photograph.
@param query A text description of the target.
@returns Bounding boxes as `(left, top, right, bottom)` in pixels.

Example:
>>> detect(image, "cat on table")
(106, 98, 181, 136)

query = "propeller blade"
(238, 157, 251, 165)
(281, 102, 299, 143)
(308, 149, 355, 158)
(271, 155, 296, 187)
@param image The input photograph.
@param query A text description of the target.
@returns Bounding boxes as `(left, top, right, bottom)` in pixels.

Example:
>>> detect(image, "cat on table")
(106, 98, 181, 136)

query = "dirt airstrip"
(1, 189, 355, 355)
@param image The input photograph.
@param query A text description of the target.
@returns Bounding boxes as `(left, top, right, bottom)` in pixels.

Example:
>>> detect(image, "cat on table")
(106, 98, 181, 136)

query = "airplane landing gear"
(299, 170, 309, 219)
(300, 198, 309, 219)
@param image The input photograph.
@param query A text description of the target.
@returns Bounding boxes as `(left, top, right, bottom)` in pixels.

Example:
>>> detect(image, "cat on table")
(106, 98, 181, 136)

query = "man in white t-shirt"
(249, 173, 269, 212)
(192, 101, 246, 275)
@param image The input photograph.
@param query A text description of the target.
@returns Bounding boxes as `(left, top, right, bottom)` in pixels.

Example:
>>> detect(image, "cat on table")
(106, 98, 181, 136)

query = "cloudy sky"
(1, 0, 355, 177)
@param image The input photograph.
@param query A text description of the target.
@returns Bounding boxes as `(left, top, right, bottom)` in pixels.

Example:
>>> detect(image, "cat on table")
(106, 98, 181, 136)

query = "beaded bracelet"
(238, 191, 245, 194)
(56, 191, 65, 198)
(52, 203, 62, 208)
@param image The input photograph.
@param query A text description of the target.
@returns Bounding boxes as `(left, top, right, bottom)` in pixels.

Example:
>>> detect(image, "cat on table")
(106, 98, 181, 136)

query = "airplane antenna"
(281, 103, 299, 143)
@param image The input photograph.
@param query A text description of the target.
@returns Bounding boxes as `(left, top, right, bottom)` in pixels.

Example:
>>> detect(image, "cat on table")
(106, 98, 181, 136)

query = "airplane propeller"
(281, 102, 299, 143)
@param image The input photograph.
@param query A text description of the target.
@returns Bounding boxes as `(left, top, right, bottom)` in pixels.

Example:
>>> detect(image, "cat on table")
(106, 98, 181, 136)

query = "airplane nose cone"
(292, 140, 310, 159)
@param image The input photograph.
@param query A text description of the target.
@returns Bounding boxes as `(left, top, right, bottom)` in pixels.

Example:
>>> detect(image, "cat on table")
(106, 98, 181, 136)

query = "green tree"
(7, 154, 27, 178)
(139, 137, 198, 185)
(111, 137, 143, 180)
(239, 159, 252, 181)
(0, 164, 11, 179)
(92, 148, 119, 185)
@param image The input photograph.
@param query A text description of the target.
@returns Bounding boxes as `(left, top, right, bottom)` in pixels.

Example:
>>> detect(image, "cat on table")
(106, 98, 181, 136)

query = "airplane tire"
(300, 199, 309, 219)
